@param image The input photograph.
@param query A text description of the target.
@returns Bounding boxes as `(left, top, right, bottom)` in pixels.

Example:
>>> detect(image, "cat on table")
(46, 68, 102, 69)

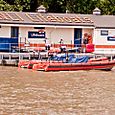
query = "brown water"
(0, 66, 115, 115)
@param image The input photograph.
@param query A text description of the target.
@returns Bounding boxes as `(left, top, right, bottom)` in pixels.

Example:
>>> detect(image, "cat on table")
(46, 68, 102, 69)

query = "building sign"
(101, 30, 108, 36)
(0, 12, 93, 23)
(28, 31, 45, 38)
(0, 12, 23, 21)
(107, 36, 115, 41)
(26, 13, 93, 23)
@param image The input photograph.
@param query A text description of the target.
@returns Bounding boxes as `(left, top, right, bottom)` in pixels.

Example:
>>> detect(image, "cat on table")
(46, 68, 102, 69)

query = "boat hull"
(44, 60, 115, 71)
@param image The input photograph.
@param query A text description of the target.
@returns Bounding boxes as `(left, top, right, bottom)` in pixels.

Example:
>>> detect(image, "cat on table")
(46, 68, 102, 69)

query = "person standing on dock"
(83, 33, 89, 53)
(59, 38, 66, 53)
(59, 38, 64, 45)
(44, 38, 51, 50)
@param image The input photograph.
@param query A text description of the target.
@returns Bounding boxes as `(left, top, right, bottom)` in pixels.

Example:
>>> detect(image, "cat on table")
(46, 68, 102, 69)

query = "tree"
(0, 0, 13, 11)
(4, 0, 31, 11)
(30, 0, 43, 12)
(100, 0, 115, 15)
(1, 0, 115, 15)
(13, 0, 31, 11)
(66, 0, 101, 14)
(46, 0, 66, 13)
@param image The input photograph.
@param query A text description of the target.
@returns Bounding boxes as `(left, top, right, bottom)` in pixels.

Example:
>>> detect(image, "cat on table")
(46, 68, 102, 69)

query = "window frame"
(11, 27, 19, 38)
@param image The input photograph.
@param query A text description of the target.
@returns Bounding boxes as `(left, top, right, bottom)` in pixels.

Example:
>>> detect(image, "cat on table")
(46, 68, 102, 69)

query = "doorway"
(74, 28, 82, 47)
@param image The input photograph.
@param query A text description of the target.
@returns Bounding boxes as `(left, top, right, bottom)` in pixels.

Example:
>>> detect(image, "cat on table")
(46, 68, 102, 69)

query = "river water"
(0, 66, 115, 115)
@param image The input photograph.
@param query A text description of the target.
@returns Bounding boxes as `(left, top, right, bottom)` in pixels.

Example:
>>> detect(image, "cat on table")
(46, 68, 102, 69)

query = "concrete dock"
(0, 52, 31, 66)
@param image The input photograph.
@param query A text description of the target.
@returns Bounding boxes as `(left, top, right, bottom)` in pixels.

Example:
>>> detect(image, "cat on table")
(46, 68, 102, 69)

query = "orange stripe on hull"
(96, 45, 115, 48)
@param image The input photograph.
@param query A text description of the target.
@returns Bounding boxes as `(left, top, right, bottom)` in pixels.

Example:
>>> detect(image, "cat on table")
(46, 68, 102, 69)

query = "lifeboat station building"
(0, 8, 115, 54)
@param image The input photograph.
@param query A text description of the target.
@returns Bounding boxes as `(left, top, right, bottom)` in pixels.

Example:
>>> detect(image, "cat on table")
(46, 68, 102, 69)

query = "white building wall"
(19, 27, 74, 44)
(0, 26, 95, 46)
(93, 28, 115, 45)
(93, 29, 108, 45)
(19, 27, 45, 43)
(0, 26, 10, 37)
(93, 28, 115, 54)
(19, 26, 94, 45)
(45, 27, 74, 44)
(108, 29, 115, 45)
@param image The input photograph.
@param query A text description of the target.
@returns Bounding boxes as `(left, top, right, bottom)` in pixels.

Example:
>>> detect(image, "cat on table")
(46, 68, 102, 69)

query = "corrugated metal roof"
(90, 15, 115, 28)
(0, 11, 114, 28)
(0, 11, 93, 27)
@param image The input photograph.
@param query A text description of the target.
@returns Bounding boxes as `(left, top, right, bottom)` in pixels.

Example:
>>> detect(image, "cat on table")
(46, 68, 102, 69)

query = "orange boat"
(18, 54, 115, 71)
(18, 60, 41, 69)
(44, 60, 115, 71)
(32, 61, 62, 71)
(18, 60, 62, 69)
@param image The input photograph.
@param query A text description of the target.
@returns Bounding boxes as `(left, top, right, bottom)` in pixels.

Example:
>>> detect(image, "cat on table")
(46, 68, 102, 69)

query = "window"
(101, 30, 108, 36)
(11, 27, 19, 38)
(34, 27, 45, 29)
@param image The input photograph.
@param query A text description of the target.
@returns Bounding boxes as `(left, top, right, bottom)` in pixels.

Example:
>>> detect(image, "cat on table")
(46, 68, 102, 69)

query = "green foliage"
(13, 0, 31, 11)
(3, 0, 31, 11)
(66, 0, 100, 14)
(100, 0, 115, 15)
(1, 0, 115, 14)
(0, 0, 12, 11)
(36, 0, 66, 13)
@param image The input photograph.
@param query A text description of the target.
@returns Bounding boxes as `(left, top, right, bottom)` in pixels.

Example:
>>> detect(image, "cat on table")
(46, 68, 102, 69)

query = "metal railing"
(0, 43, 115, 62)
(0, 43, 115, 55)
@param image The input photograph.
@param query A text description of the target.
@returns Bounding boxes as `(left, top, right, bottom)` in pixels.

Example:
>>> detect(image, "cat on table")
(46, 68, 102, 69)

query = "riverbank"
(0, 66, 115, 114)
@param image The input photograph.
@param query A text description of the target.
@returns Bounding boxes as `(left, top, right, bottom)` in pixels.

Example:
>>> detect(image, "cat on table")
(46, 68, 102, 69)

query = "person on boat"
(83, 33, 89, 53)
(59, 38, 66, 53)
(44, 38, 51, 50)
